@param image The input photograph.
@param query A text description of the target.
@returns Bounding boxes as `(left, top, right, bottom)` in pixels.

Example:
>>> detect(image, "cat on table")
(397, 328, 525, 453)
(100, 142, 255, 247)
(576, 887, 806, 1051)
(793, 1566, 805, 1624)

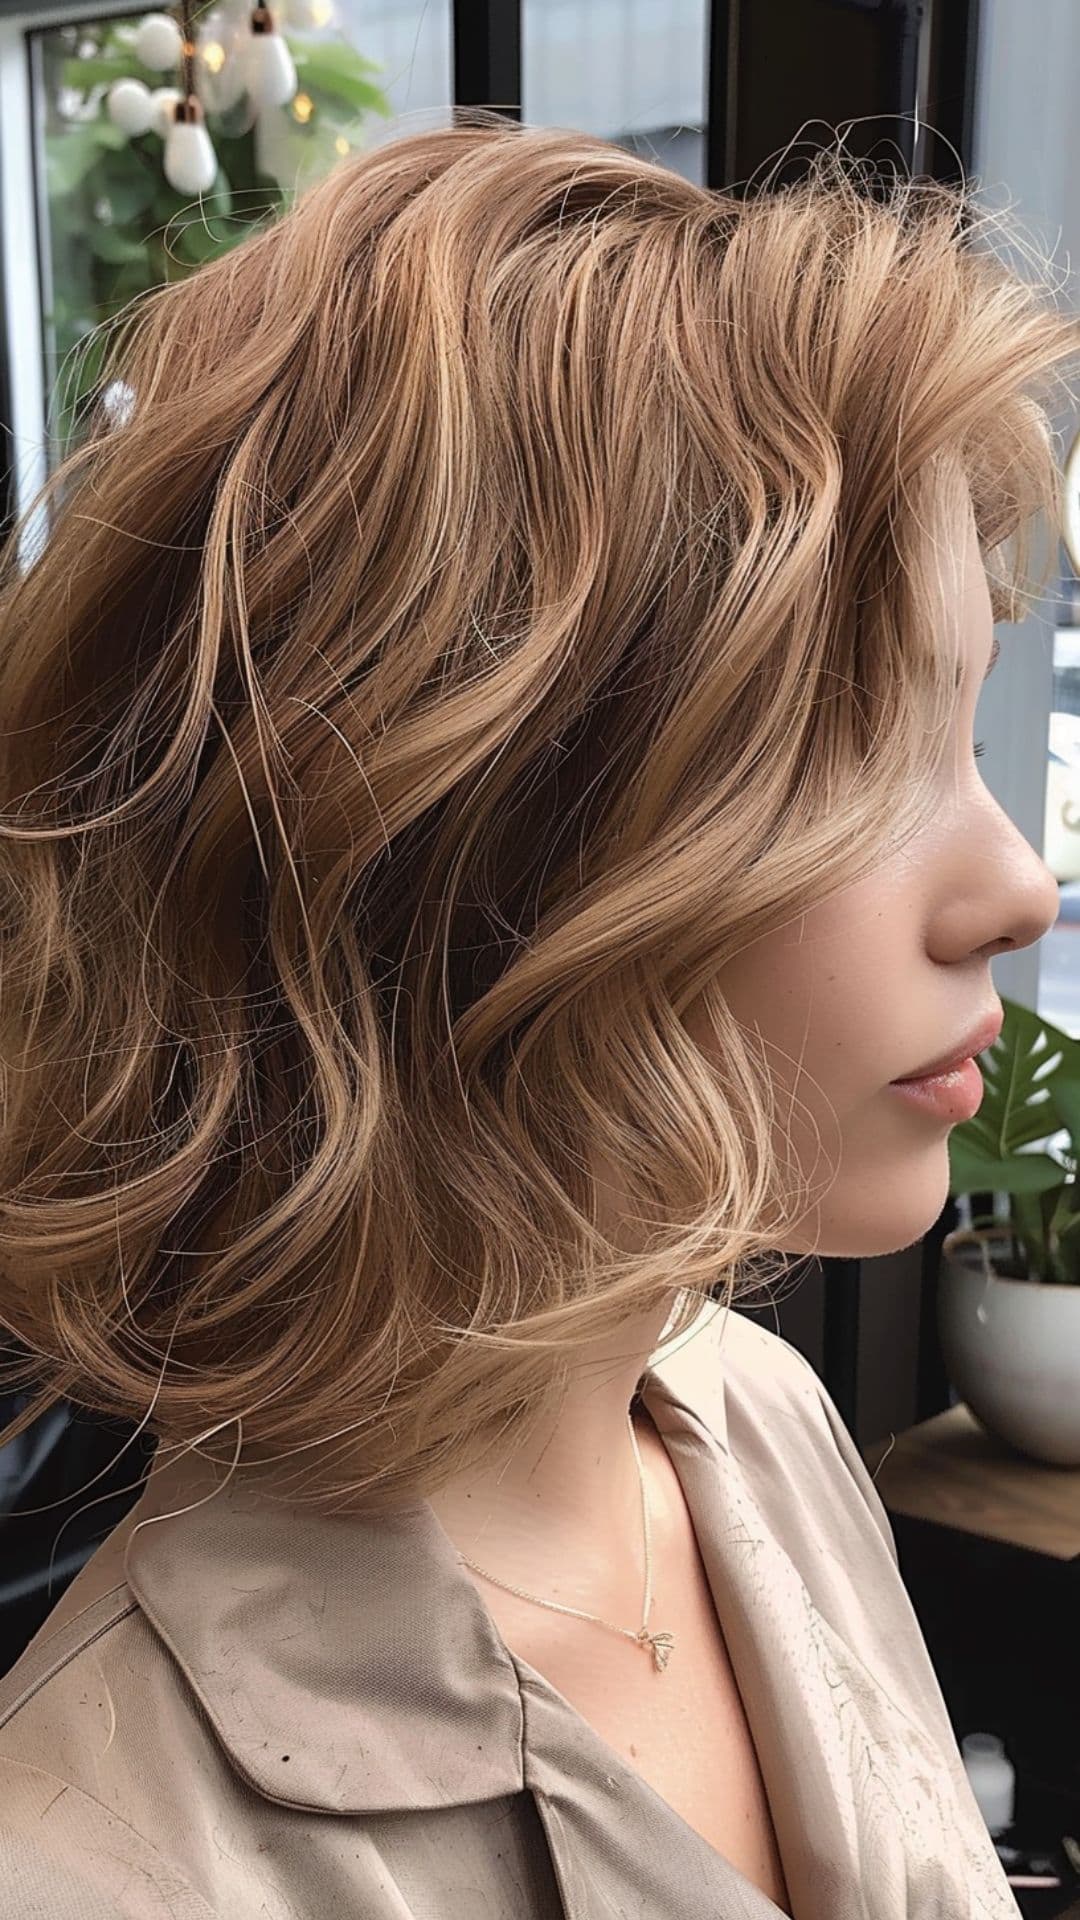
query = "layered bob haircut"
(1, 117, 1078, 1513)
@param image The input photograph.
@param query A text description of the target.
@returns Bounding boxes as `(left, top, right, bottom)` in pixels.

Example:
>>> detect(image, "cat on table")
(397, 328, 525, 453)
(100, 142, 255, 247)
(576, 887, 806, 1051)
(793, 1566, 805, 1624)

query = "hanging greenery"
(42, 5, 392, 457)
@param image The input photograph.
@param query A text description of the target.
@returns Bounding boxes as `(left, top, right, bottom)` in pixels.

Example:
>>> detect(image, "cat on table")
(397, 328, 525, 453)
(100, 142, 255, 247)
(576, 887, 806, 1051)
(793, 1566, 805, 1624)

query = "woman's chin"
(777, 1146, 952, 1260)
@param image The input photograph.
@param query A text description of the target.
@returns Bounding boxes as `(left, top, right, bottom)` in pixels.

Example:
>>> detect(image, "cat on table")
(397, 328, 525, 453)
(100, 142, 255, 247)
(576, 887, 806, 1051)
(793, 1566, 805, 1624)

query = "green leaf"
(60, 55, 136, 90)
(173, 215, 233, 265)
(208, 163, 233, 221)
(88, 224, 149, 266)
(97, 157, 160, 220)
(105, 271, 156, 312)
(948, 998, 1080, 1189)
(45, 128, 103, 197)
(1048, 1072, 1080, 1154)
(1057, 1209, 1080, 1257)
(320, 76, 392, 117)
(45, 120, 130, 195)
(1009, 1186, 1062, 1281)
(290, 37, 385, 81)
(948, 994, 1080, 1280)
(290, 41, 391, 111)
(947, 1134, 1064, 1196)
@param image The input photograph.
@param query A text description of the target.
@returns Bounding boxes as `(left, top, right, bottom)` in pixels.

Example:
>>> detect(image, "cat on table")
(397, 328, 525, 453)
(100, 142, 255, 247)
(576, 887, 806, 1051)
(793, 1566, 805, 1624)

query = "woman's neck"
(425, 1297, 677, 1586)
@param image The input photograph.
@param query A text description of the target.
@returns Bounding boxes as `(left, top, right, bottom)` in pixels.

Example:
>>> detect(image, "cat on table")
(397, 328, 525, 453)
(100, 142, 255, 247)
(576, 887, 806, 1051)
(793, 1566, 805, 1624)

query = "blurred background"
(1, 3, 1078, 1910)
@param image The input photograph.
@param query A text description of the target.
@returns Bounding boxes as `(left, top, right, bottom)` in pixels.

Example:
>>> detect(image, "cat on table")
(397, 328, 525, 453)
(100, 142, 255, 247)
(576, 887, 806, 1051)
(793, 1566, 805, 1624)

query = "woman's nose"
(975, 814, 1061, 959)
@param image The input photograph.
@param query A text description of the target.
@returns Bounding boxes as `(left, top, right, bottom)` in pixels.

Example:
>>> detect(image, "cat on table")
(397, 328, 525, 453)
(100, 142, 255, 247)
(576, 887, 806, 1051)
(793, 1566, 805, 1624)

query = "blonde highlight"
(1, 115, 1077, 1513)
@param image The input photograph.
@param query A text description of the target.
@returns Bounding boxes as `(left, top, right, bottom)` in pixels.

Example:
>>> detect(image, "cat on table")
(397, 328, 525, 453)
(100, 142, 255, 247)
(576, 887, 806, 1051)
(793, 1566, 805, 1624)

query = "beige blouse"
(0, 1302, 1019, 1918)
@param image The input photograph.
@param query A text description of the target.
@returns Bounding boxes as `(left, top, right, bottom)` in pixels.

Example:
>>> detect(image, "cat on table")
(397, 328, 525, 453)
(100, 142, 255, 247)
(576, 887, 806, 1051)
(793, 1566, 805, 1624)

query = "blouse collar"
(123, 1303, 729, 1816)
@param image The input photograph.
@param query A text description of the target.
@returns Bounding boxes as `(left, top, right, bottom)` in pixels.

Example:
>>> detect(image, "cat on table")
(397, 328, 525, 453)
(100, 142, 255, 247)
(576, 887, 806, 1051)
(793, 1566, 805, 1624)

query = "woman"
(0, 115, 1075, 1919)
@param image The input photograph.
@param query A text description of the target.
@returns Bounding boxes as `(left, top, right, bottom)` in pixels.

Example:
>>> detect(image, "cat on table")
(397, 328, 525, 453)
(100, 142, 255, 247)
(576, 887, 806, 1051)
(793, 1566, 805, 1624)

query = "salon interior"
(0, 2, 1078, 1913)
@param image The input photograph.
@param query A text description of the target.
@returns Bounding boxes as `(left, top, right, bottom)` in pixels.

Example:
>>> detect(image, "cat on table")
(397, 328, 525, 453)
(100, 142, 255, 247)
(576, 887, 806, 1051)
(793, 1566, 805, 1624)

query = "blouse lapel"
(640, 1361, 1017, 1920)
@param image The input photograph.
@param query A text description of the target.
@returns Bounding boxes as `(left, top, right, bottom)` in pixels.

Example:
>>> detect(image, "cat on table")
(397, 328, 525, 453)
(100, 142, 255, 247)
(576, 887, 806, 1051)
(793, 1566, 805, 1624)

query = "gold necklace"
(458, 1404, 675, 1673)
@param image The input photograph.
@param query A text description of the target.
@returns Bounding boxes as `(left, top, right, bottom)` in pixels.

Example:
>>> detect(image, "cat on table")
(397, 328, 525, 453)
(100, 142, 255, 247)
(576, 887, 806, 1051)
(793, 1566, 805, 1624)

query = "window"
(0, 0, 454, 544)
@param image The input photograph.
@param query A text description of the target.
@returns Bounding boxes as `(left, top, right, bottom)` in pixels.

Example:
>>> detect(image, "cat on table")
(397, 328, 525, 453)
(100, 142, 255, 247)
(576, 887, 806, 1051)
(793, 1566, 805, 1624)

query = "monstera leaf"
(948, 998, 1080, 1283)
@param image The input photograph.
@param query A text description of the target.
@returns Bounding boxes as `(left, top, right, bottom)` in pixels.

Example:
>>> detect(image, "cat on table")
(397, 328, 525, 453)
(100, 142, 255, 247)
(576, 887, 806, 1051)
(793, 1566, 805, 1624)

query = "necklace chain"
(458, 1401, 676, 1673)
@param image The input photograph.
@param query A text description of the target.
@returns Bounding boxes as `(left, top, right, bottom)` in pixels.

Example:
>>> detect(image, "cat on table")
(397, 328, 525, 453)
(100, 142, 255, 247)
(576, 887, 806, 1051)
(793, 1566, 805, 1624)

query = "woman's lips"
(888, 1056, 985, 1123)
(892, 1007, 1004, 1083)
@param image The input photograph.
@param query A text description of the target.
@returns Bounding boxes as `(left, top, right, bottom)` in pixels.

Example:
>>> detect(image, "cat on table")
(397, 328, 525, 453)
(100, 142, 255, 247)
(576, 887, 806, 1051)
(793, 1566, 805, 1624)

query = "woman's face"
(685, 502, 1061, 1259)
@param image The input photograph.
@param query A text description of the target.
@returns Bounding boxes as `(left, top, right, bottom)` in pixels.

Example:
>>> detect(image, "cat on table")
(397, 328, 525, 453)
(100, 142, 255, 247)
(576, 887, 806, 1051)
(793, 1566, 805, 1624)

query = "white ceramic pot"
(938, 1226, 1080, 1467)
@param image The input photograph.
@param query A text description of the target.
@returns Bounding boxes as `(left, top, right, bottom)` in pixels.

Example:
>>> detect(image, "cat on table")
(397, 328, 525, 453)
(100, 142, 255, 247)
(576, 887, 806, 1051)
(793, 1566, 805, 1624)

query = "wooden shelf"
(861, 1404, 1080, 1561)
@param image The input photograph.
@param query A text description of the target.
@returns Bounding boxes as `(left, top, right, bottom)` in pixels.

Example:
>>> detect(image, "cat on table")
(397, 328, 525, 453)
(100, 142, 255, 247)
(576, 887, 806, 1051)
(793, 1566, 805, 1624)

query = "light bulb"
(242, 9, 297, 109)
(163, 101, 219, 194)
(284, 0, 337, 25)
(199, 41, 247, 113)
(134, 11, 184, 72)
(150, 87, 184, 139)
(106, 77, 156, 136)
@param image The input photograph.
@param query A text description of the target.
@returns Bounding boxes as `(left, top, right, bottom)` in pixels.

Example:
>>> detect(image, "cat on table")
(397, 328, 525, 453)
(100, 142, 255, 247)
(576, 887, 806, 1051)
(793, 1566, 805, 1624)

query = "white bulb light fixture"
(163, 95, 218, 194)
(133, 10, 185, 71)
(241, 6, 298, 108)
(105, 2, 301, 196)
(151, 87, 185, 139)
(105, 76, 158, 136)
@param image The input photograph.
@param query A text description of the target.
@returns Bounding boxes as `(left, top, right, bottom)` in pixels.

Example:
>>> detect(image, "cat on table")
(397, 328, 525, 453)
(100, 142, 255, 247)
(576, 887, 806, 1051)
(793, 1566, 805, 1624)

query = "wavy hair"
(1, 115, 1077, 1514)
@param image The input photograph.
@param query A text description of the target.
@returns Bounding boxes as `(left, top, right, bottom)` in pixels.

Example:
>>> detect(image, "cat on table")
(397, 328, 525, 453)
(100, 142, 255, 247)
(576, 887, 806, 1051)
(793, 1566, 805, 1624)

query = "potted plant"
(940, 995, 1080, 1465)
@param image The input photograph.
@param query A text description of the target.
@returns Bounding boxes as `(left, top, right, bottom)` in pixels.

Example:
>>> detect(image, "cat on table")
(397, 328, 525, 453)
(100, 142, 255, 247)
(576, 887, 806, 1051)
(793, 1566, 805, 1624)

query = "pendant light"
(105, 3, 300, 197)
(151, 87, 185, 139)
(105, 77, 157, 136)
(240, 5, 297, 109)
(132, 9, 184, 71)
(164, 96, 218, 195)
(162, 1, 218, 195)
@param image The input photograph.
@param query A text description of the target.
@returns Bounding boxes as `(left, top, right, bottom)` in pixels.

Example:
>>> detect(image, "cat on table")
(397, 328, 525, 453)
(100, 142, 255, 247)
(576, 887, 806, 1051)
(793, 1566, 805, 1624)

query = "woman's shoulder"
(0, 1580, 219, 1917)
(652, 1292, 848, 1431)
(654, 1296, 900, 1569)
(0, 1567, 517, 1920)
(0, 1459, 287, 1917)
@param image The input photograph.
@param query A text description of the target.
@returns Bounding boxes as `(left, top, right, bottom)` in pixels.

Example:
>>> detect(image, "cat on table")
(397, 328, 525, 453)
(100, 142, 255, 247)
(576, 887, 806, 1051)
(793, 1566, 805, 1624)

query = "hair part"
(1, 115, 1077, 1513)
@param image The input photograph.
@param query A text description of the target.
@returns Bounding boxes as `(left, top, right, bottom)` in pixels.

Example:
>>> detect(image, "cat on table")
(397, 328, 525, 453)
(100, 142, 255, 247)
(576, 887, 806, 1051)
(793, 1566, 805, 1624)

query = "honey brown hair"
(1, 116, 1077, 1513)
